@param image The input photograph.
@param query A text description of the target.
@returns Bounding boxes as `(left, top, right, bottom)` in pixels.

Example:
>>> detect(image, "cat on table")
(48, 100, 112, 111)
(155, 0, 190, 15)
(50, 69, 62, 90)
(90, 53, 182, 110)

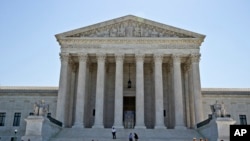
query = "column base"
(92, 124, 104, 128)
(72, 123, 84, 128)
(134, 125, 146, 129)
(113, 125, 124, 129)
(174, 125, 186, 130)
(154, 125, 166, 129)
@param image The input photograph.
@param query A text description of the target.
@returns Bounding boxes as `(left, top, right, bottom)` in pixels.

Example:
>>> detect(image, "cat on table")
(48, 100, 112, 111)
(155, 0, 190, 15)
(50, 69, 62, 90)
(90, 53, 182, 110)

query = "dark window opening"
(13, 113, 21, 126)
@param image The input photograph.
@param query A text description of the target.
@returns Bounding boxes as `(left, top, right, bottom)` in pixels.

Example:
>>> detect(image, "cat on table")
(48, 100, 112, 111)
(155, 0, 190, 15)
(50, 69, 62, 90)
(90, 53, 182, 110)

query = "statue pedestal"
(21, 116, 44, 141)
(216, 117, 236, 141)
(21, 116, 61, 141)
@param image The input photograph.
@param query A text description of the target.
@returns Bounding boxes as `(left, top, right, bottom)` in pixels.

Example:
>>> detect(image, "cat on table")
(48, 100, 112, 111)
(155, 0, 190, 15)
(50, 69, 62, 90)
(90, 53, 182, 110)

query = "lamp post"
(14, 129, 17, 141)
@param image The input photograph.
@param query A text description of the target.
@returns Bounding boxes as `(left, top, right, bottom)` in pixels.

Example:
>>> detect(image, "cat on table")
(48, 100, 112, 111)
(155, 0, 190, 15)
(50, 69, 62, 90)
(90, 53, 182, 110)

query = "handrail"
(47, 113, 62, 127)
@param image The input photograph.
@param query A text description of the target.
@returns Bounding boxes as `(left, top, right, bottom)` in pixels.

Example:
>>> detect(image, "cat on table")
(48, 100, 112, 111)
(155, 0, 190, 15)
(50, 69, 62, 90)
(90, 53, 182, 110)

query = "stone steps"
(50, 128, 203, 141)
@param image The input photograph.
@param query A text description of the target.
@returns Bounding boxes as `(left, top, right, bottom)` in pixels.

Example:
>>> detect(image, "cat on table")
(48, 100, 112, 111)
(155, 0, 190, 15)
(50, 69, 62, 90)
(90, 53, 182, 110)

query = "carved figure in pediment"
(141, 26, 149, 37)
(125, 22, 134, 37)
(110, 27, 118, 37)
(117, 24, 125, 37)
(133, 24, 141, 37)
(151, 29, 159, 37)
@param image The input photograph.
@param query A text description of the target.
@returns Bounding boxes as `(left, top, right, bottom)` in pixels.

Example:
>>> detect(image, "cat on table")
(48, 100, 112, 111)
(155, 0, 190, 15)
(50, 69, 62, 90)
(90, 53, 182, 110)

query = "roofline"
(55, 15, 205, 40)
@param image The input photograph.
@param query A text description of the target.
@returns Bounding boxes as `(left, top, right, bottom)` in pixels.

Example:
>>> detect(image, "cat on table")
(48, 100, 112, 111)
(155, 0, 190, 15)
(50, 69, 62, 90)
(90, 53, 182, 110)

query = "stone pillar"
(135, 54, 146, 129)
(56, 53, 69, 125)
(154, 54, 166, 129)
(92, 53, 106, 128)
(183, 64, 191, 128)
(191, 54, 204, 124)
(73, 53, 88, 128)
(113, 54, 124, 128)
(188, 62, 196, 128)
(172, 55, 186, 129)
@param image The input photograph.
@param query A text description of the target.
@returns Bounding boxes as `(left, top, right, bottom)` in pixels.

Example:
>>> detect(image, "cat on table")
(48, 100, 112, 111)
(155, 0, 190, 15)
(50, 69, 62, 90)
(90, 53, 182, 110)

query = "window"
(239, 115, 247, 125)
(13, 113, 21, 126)
(0, 112, 6, 126)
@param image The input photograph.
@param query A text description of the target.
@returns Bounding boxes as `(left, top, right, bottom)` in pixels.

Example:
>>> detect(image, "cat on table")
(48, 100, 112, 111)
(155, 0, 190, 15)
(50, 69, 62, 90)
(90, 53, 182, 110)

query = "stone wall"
(0, 87, 57, 141)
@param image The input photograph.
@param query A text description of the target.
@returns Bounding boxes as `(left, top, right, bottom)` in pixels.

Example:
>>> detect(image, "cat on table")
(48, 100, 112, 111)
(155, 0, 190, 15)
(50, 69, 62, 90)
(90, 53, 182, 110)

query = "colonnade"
(56, 53, 204, 129)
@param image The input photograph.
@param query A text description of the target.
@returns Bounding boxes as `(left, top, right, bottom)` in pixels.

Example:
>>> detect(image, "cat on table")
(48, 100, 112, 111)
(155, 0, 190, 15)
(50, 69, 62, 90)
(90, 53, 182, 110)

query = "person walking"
(129, 133, 133, 141)
(112, 127, 116, 139)
(134, 132, 138, 141)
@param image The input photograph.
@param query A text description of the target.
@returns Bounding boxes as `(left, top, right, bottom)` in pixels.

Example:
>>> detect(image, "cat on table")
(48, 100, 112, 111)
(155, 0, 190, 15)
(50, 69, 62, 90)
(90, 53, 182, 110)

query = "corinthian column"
(172, 55, 185, 129)
(113, 54, 124, 128)
(190, 54, 204, 124)
(56, 53, 69, 125)
(154, 54, 166, 129)
(73, 53, 88, 128)
(92, 53, 106, 128)
(135, 54, 146, 129)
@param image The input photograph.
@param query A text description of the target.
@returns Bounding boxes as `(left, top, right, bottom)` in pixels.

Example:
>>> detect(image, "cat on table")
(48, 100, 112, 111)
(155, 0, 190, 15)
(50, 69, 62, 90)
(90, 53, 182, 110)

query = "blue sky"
(0, 0, 249, 88)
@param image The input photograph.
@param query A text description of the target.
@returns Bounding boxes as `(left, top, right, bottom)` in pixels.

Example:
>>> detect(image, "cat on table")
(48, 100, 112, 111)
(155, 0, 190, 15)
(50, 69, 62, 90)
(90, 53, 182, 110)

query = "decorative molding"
(59, 53, 69, 63)
(65, 20, 194, 38)
(96, 53, 106, 62)
(172, 54, 181, 63)
(115, 54, 124, 62)
(78, 53, 88, 62)
(190, 54, 201, 63)
(153, 53, 164, 62)
(135, 54, 145, 62)
(58, 38, 203, 47)
(183, 64, 190, 72)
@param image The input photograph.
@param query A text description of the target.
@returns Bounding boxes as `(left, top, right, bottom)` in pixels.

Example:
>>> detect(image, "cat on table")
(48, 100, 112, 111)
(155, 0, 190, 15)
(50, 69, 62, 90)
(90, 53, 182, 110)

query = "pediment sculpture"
(67, 20, 194, 38)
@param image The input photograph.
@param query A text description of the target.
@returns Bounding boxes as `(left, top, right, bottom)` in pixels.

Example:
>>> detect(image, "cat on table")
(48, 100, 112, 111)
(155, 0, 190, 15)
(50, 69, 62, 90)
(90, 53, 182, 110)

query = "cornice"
(57, 38, 203, 47)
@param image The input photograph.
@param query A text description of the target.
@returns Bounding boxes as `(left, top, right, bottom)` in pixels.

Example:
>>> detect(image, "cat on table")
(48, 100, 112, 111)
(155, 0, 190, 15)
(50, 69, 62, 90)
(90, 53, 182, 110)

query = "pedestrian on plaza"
(129, 133, 133, 141)
(134, 132, 139, 141)
(112, 126, 116, 139)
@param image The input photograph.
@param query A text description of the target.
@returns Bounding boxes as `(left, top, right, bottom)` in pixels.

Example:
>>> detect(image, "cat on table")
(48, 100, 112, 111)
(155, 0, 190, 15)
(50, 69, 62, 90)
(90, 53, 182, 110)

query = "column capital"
(78, 53, 88, 62)
(153, 53, 164, 62)
(135, 54, 145, 62)
(96, 53, 106, 62)
(60, 53, 69, 63)
(115, 53, 124, 62)
(190, 54, 201, 63)
(183, 63, 191, 72)
(172, 54, 181, 63)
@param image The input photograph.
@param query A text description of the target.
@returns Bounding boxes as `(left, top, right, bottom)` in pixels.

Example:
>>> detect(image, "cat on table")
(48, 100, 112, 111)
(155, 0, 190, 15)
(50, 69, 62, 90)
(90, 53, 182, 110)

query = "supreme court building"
(55, 15, 205, 129)
(1, 15, 250, 141)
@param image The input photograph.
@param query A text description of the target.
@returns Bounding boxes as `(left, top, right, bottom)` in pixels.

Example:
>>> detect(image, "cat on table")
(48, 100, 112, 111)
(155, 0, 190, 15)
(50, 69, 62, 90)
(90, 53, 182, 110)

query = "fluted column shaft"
(92, 54, 106, 128)
(56, 53, 69, 125)
(135, 54, 146, 129)
(154, 54, 166, 129)
(188, 63, 196, 128)
(183, 64, 191, 128)
(73, 54, 88, 128)
(113, 54, 124, 128)
(191, 54, 204, 124)
(172, 55, 185, 129)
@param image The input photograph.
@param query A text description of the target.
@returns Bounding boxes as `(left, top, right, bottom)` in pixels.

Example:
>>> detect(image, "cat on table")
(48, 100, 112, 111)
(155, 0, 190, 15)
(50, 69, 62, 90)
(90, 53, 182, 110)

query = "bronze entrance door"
(123, 96, 135, 128)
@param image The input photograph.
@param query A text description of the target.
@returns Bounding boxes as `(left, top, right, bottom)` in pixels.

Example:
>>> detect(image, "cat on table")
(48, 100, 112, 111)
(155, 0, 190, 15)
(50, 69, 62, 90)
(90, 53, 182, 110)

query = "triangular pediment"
(56, 15, 205, 39)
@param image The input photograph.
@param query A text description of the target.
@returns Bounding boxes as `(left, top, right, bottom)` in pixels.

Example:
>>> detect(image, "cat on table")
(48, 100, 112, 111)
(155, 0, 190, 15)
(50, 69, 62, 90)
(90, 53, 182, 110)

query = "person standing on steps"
(129, 133, 133, 141)
(112, 127, 116, 139)
(134, 132, 139, 141)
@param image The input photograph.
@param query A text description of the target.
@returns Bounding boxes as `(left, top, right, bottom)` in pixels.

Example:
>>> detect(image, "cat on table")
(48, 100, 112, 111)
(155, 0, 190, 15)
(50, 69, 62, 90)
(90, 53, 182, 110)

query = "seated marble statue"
(33, 100, 49, 116)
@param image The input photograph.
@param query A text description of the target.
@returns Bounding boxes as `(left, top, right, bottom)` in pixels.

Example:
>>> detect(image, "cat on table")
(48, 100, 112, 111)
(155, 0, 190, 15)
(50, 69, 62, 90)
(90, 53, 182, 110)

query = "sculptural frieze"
(67, 20, 194, 38)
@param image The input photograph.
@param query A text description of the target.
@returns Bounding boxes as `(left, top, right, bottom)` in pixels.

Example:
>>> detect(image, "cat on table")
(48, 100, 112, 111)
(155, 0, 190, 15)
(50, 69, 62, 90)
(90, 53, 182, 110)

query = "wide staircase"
(50, 128, 203, 141)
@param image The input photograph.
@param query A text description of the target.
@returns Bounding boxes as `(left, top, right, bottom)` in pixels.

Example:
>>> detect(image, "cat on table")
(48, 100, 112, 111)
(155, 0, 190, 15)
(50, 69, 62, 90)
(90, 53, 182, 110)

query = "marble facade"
(54, 15, 205, 129)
